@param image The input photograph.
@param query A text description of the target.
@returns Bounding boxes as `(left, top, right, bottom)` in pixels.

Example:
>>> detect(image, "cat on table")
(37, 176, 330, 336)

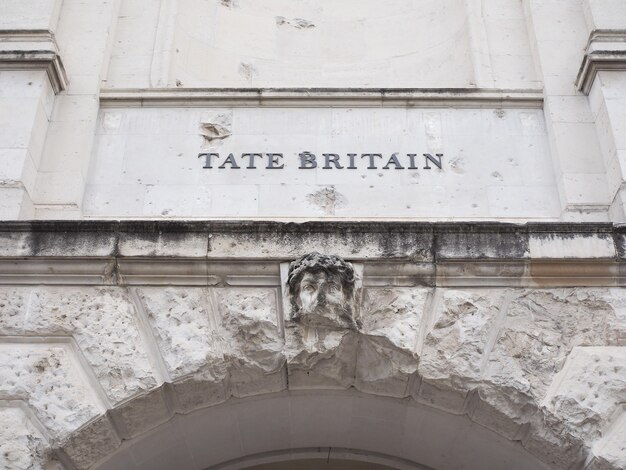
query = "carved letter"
(299, 152, 317, 169)
(361, 153, 383, 169)
(323, 154, 343, 169)
(407, 154, 419, 170)
(198, 152, 220, 169)
(382, 153, 405, 170)
(218, 153, 240, 169)
(347, 153, 357, 169)
(266, 153, 285, 169)
(242, 153, 262, 169)
(423, 153, 443, 170)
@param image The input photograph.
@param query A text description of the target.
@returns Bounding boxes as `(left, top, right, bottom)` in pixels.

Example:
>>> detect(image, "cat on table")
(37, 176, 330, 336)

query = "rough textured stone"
(418, 289, 506, 410)
(111, 387, 172, 439)
(285, 326, 358, 389)
(0, 406, 49, 470)
(0, 344, 104, 439)
(0, 286, 158, 404)
(61, 415, 120, 470)
(355, 288, 428, 397)
(138, 287, 286, 401)
(544, 347, 626, 441)
(0, 239, 625, 469)
(522, 410, 585, 470)
(137, 287, 224, 380)
(487, 289, 620, 400)
(216, 288, 285, 397)
(587, 409, 626, 470)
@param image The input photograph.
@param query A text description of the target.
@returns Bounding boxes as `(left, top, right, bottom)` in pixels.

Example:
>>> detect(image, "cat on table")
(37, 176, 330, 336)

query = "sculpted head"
(287, 252, 359, 328)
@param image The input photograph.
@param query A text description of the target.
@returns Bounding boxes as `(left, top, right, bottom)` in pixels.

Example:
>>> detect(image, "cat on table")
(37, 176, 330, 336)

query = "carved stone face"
(287, 252, 359, 329)
(298, 271, 346, 316)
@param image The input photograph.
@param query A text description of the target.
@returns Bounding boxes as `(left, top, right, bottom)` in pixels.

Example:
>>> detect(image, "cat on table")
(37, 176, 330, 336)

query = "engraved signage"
(197, 152, 443, 170)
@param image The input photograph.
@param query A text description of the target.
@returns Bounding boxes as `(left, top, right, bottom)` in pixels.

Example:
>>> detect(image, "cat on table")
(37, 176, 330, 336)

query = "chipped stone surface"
(285, 327, 358, 389)
(275, 16, 315, 29)
(419, 289, 505, 401)
(199, 112, 232, 145)
(355, 288, 428, 396)
(0, 344, 104, 439)
(62, 416, 120, 470)
(544, 347, 626, 440)
(588, 409, 626, 470)
(137, 287, 285, 399)
(306, 187, 347, 216)
(111, 388, 172, 439)
(136, 287, 223, 380)
(487, 289, 620, 400)
(216, 288, 285, 397)
(0, 286, 158, 404)
(0, 267, 625, 469)
(0, 406, 49, 470)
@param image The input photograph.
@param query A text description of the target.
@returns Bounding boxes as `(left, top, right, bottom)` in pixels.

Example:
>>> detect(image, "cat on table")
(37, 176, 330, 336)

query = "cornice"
(99, 87, 544, 109)
(576, 29, 626, 94)
(0, 29, 68, 93)
(0, 221, 623, 288)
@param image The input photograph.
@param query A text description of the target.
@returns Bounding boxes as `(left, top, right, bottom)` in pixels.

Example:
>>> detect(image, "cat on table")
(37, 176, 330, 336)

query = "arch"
(90, 390, 550, 470)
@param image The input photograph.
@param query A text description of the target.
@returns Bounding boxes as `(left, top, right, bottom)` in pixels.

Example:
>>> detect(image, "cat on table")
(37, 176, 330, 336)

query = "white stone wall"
(0, 0, 625, 220)
(83, 106, 559, 219)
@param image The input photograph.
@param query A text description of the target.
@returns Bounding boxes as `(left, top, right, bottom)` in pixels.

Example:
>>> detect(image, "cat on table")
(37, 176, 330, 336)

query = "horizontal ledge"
(0, 258, 624, 288)
(99, 87, 544, 109)
(0, 50, 68, 94)
(576, 53, 626, 94)
(576, 29, 626, 94)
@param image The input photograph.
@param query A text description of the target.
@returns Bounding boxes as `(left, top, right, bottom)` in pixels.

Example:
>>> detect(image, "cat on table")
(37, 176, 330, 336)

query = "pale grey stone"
(0, 344, 103, 439)
(285, 327, 358, 389)
(543, 347, 626, 441)
(61, 415, 120, 470)
(0, 407, 49, 470)
(487, 289, 620, 400)
(216, 288, 286, 397)
(110, 387, 172, 439)
(137, 287, 224, 380)
(419, 289, 505, 394)
(23, 286, 158, 404)
(355, 288, 428, 397)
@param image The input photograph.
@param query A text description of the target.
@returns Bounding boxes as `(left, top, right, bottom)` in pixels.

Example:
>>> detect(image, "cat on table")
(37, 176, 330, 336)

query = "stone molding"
(99, 87, 544, 109)
(0, 221, 624, 287)
(0, 29, 68, 93)
(576, 29, 626, 94)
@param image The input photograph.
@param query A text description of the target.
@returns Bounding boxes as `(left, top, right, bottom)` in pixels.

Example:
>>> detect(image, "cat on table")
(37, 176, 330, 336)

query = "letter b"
(299, 152, 317, 169)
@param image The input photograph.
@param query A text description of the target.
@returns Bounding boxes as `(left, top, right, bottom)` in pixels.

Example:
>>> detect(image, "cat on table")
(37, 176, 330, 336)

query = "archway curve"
(89, 390, 551, 470)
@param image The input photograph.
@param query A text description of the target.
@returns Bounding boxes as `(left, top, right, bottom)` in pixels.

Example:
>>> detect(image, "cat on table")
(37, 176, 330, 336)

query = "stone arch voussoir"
(0, 284, 624, 469)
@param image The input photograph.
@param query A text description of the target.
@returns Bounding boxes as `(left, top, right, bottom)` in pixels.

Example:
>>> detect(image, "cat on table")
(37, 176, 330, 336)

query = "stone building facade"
(1, 1, 626, 469)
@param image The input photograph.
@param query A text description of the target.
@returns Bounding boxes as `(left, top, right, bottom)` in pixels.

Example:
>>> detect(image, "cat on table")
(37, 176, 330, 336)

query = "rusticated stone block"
(522, 410, 586, 470)
(136, 287, 224, 380)
(470, 386, 536, 439)
(356, 287, 428, 397)
(0, 406, 49, 470)
(0, 343, 104, 439)
(286, 328, 359, 389)
(543, 347, 626, 440)
(419, 289, 506, 393)
(487, 289, 620, 400)
(216, 288, 285, 395)
(169, 378, 228, 414)
(0, 286, 158, 405)
(585, 408, 626, 470)
(110, 387, 173, 439)
(62, 415, 121, 470)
